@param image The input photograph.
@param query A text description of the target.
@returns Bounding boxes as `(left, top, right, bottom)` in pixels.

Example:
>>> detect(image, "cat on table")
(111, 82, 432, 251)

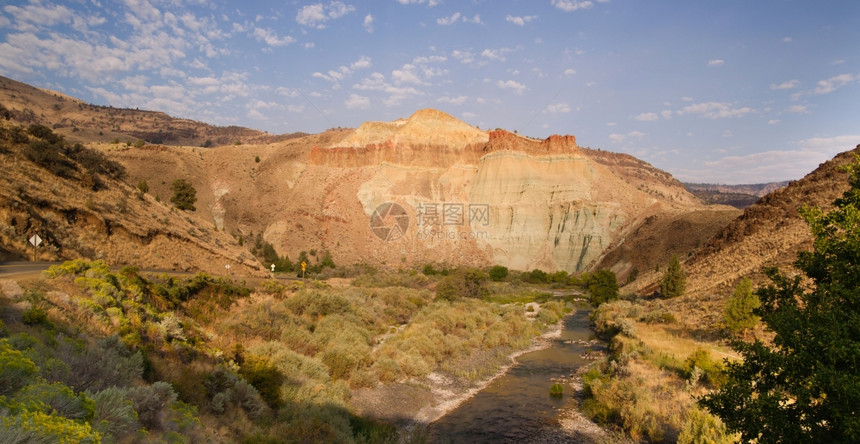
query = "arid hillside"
(0, 118, 265, 275)
(0, 76, 305, 147)
(0, 76, 741, 275)
(628, 145, 860, 326)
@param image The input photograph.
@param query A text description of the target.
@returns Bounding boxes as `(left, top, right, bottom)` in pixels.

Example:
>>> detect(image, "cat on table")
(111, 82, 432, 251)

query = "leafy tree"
(587, 269, 619, 307)
(700, 158, 860, 442)
(723, 278, 760, 334)
(659, 255, 686, 298)
(488, 265, 509, 282)
(170, 178, 197, 211)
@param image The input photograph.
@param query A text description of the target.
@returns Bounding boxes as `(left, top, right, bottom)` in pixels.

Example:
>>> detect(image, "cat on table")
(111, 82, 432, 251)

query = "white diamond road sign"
(29, 235, 42, 247)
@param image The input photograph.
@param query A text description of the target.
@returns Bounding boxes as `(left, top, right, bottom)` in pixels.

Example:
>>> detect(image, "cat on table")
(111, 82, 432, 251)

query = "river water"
(427, 306, 601, 443)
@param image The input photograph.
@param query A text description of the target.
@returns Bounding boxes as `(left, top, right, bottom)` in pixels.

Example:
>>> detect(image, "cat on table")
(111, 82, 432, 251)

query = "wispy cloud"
(546, 103, 571, 113)
(296, 1, 355, 29)
(497, 79, 527, 94)
(311, 55, 372, 87)
(552, 0, 594, 12)
(707, 59, 724, 67)
(678, 101, 754, 119)
(437, 12, 481, 25)
(363, 14, 374, 33)
(787, 104, 809, 114)
(813, 73, 856, 94)
(770, 79, 800, 90)
(252, 28, 295, 47)
(396, 0, 439, 6)
(635, 112, 658, 121)
(345, 93, 370, 109)
(506, 15, 537, 26)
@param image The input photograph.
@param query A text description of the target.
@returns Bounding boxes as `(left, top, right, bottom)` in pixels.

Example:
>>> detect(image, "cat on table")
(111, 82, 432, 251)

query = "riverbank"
(415, 316, 566, 424)
(350, 314, 566, 428)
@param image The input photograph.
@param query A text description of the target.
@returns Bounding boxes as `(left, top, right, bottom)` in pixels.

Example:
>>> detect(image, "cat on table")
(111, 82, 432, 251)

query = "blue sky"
(0, 0, 858, 184)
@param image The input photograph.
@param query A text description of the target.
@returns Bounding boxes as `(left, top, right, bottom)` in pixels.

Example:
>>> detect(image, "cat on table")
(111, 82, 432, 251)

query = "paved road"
(0, 262, 60, 277)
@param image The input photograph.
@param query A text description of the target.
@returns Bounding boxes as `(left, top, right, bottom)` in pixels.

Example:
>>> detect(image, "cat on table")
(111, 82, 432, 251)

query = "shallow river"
(427, 306, 601, 443)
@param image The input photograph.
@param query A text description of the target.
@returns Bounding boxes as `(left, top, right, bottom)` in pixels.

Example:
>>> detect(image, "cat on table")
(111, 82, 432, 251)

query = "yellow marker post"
(301, 261, 307, 279)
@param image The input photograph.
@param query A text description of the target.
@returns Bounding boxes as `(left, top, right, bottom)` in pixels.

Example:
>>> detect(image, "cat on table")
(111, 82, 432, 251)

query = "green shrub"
(22, 306, 47, 325)
(488, 265, 509, 282)
(678, 407, 734, 444)
(89, 386, 139, 440)
(684, 348, 726, 388)
(550, 383, 564, 397)
(0, 339, 39, 396)
(127, 381, 178, 430)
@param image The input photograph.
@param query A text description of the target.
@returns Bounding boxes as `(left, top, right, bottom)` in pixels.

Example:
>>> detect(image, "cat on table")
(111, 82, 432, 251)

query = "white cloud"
(787, 104, 809, 114)
(635, 112, 658, 121)
(770, 79, 800, 90)
(253, 27, 295, 47)
(396, 0, 439, 5)
(813, 73, 856, 94)
(481, 47, 514, 62)
(564, 68, 576, 76)
(296, 1, 355, 29)
(679, 101, 754, 119)
(707, 59, 724, 67)
(609, 130, 645, 143)
(311, 56, 371, 86)
(547, 103, 571, 113)
(392, 66, 422, 84)
(768, 119, 780, 125)
(451, 49, 475, 64)
(4, 3, 74, 32)
(497, 79, 526, 95)
(436, 95, 468, 105)
(353, 72, 424, 106)
(345, 93, 370, 109)
(552, 0, 594, 12)
(782, 36, 792, 43)
(660, 110, 672, 119)
(363, 14, 374, 33)
(437, 12, 461, 25)
(506, 15, 536, 26)
(351, 55, 372, 70)
(437, 12, 481, 25)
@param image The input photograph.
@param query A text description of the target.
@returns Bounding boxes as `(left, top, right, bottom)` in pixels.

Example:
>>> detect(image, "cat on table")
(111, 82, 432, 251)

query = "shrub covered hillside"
(0, 260, 569, 442)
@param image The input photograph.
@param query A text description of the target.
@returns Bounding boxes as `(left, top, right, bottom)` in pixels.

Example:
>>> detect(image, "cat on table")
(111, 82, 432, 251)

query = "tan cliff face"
(285, 109, 728, 273)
